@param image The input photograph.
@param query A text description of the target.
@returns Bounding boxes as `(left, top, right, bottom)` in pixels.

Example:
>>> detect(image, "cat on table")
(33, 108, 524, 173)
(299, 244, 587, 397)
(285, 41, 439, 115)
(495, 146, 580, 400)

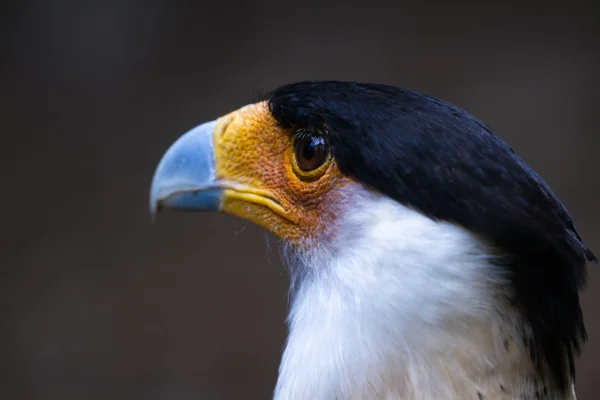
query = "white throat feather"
(274, 189, 572, 400)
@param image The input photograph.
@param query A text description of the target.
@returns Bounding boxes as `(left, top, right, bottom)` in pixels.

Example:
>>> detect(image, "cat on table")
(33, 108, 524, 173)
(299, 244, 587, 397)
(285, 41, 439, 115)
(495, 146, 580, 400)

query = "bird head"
(150, 81, 596, 397)
(150, 100, 353, 248)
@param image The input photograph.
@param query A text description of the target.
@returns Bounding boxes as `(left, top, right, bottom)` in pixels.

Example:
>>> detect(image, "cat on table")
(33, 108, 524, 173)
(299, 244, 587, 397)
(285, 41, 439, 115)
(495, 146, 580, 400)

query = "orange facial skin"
(213, 101, 352, 246)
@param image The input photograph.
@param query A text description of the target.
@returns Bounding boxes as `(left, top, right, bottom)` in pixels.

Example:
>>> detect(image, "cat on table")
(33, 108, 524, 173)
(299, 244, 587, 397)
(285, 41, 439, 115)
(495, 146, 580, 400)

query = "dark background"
(2, 1, 599, 399)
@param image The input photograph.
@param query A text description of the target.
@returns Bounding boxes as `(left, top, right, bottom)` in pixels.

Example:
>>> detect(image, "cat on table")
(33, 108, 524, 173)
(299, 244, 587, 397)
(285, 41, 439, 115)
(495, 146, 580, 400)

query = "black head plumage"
(266, 80, 596, 391)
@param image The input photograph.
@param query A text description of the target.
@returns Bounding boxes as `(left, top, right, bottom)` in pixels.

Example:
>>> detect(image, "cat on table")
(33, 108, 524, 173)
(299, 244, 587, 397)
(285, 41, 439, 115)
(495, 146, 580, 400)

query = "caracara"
(150, 81, 596, 400)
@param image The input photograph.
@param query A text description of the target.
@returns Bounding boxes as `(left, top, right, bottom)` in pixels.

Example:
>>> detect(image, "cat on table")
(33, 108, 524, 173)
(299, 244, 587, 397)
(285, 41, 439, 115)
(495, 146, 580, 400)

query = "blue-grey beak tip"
(150, 120, 222, 217)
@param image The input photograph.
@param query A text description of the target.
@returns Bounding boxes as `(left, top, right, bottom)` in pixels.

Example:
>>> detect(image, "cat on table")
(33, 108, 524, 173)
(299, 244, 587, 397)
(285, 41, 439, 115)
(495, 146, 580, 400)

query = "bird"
(149, 81, 596, 400)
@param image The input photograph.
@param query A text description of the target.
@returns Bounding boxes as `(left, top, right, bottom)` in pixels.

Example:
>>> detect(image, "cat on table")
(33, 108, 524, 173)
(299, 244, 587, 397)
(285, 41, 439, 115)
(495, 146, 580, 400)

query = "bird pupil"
(303, 138, 317, 160)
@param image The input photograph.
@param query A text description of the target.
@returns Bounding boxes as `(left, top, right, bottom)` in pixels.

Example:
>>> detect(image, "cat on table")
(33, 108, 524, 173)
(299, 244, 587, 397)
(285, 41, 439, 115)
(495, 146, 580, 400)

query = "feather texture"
(276, 188, 575, 399)
(268, 81, 596, 391)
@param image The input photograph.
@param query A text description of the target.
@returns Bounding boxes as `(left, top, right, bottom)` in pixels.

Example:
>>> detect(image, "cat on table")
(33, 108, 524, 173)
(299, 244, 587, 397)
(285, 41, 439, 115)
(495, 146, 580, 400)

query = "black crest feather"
(266, 80, 596, 391)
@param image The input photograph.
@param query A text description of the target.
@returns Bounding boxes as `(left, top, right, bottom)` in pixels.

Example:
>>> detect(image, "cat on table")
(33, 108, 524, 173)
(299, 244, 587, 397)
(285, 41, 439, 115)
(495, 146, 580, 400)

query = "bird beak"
(150, 102, 296, 235)
(150, 104, 290, 224)
(150, 120, 222, 215)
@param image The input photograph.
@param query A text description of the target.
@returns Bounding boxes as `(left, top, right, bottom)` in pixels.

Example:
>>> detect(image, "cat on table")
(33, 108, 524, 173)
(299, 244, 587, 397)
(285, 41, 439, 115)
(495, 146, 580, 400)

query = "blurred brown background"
(1, 1, 598, 399)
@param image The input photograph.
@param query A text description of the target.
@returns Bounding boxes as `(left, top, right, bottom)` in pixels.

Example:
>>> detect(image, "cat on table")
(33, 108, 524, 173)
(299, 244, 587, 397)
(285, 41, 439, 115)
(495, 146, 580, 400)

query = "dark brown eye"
(294, 134, 329, 171)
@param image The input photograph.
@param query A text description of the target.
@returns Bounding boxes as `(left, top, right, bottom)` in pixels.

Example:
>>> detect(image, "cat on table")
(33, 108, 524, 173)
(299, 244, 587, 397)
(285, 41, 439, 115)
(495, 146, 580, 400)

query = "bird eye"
(294, 134, 330, 172)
